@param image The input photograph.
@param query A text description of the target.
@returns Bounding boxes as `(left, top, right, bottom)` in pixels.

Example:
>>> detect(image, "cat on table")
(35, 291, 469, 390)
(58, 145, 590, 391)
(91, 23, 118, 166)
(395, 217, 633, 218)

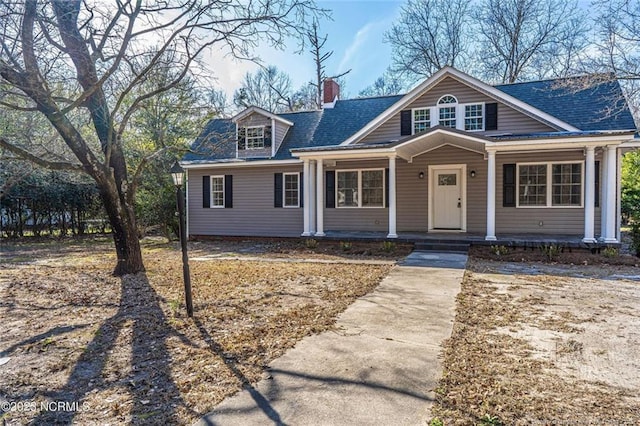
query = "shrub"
(305, 238, 318, 249)
(630, 221, 640, 257)
(602, 246, 619, 258)
(381, 241, 396, 252)
(539, 243, 562, 261)
(490, 245, 509, 256)
(339, 241, 352, 251)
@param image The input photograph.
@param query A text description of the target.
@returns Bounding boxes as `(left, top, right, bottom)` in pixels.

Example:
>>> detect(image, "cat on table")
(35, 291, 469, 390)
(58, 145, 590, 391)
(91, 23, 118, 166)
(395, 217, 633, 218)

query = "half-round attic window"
(437, 95, 458, 104)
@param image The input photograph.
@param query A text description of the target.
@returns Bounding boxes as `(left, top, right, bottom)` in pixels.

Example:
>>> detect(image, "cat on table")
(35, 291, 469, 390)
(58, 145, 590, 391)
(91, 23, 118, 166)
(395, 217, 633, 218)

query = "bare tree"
(358, 68, 406, 97)
(306, 19, 350, 108)
(584, 0, 640, 121)
(0, 0, 321, 275)
(233, 66, 294, 112)
(385, 0, 472, 81)
(476, 0, 589, 83)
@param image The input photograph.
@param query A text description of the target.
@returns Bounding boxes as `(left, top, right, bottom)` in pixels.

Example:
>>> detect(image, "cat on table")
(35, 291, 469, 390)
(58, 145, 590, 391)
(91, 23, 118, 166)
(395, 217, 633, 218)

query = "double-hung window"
(211, 176, 225, 207)
(464, 104, 483, 130)
(245, 126, 264, 149)
(517, 162, 583, 207)
(337, 169, 384, 208)
(438, 95, 457, 128)
(413, 108, 430, 134)
(283, 173, 300, 207)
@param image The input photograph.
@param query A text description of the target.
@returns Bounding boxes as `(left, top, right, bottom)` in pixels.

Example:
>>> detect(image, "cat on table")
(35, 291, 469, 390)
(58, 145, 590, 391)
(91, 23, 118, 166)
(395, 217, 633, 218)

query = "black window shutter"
(595, 161, 600, 207)
(485, 103, 498, 131)
(224, 175, 233, 208)
(237, 127, 246, 150)
(274, 173, 283, 208)
(503, 164, 516, 207)
(299, 172, 303, 208)
(384, 168, 390, 208)
(264, 125, 272, 147)
(325, 170, 335, 208)
(202, 176, 211, 208)
(400, 110, 412, 136)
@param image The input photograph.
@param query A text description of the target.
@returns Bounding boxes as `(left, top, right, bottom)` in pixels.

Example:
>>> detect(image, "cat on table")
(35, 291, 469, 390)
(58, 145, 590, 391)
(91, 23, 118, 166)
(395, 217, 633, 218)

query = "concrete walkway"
(197, 251, 466, 426)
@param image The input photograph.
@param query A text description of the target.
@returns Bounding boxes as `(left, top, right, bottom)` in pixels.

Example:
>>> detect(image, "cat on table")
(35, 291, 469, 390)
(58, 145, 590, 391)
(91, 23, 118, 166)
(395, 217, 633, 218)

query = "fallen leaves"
(0, 238, 392, 425)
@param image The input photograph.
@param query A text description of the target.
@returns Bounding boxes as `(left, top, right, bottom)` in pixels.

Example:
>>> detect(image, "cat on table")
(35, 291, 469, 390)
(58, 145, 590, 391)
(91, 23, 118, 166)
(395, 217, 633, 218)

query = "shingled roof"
(185, 74, 636, 163)
(495, 77, 636, 131)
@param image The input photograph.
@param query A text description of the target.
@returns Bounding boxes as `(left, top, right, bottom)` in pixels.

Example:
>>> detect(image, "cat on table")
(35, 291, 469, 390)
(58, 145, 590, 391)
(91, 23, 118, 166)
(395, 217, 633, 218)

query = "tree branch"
(0, 138, 82, 171)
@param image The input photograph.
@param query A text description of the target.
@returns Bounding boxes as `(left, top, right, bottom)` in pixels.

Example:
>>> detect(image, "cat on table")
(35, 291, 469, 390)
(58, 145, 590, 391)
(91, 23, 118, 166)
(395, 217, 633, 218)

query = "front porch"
(310, 230, 620, 250)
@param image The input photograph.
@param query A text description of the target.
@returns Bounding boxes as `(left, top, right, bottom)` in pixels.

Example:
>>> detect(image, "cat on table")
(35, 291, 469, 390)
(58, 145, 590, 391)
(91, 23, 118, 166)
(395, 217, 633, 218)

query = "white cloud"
(338, 22, 376, 73)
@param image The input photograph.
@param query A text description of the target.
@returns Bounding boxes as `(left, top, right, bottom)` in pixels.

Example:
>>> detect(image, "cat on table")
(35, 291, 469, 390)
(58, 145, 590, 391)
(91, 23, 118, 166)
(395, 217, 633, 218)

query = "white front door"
(432, 167, 463, 230)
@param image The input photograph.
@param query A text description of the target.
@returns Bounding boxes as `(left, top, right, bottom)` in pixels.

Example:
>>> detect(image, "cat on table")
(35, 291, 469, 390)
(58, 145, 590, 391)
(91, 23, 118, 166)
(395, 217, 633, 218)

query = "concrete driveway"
(197, 252, 466, 426)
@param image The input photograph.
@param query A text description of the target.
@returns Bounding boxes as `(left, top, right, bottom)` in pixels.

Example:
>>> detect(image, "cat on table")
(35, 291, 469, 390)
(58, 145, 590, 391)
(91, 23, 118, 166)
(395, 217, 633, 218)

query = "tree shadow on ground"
(193, 318, 287, 426)
(33, 273, 189, 425)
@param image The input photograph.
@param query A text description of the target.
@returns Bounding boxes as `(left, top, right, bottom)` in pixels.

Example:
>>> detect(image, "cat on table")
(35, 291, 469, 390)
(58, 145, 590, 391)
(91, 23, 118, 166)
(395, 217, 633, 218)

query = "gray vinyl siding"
(323, 148, 486, 233)
(187, 165, 303, 237)
(325, 160, 389, 232)
(237, 112, 272, 159)
(398, 146, 487, 232)
(359, 76, 555, 144)
(496, 151, 602, 235)
(273, 120, 289, 154)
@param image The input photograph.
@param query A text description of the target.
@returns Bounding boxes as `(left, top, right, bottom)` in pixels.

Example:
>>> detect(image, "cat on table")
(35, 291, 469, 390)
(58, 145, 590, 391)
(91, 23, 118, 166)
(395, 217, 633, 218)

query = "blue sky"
(208, 0, 404, 100)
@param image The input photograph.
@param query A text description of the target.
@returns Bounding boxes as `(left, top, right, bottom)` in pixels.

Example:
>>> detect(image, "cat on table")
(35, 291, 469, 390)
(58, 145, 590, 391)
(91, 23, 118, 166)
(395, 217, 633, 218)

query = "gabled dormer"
(232, 106, 294, 159)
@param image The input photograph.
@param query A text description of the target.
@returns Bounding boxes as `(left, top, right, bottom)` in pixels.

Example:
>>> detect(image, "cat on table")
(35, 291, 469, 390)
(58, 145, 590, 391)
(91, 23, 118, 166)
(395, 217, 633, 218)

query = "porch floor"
(316, 231, 619, 249)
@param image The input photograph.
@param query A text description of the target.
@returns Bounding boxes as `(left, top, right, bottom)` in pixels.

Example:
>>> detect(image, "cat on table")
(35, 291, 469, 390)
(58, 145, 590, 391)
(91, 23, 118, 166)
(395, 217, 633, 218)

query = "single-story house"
(182, 67, 638, 245)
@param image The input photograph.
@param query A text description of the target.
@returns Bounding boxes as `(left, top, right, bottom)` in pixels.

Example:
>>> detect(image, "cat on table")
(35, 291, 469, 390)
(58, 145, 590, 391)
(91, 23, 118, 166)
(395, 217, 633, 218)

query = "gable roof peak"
(231, 105, 294, 126)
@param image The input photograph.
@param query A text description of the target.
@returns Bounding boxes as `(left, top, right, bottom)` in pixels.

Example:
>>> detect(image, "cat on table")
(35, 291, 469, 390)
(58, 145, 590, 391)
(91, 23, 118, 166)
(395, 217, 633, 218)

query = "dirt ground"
(432, 254, 640, 425)
(0, 237, 404, 425)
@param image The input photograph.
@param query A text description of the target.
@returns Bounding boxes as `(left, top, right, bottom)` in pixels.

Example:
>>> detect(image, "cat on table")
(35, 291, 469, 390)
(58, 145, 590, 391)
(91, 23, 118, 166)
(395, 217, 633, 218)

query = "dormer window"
(237, 125, 272, 151)
(437, 95, 457, 128)
(246, 126, 265, 149)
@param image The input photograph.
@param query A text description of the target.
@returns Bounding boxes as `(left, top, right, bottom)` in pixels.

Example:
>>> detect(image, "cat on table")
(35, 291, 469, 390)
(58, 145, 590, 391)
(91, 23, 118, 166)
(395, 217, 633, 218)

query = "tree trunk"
(98, 182, 145, 276)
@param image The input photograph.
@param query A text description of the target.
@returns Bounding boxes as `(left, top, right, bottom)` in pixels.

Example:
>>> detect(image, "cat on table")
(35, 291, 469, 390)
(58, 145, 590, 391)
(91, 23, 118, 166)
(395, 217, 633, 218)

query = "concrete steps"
(414, 240, 470, 253)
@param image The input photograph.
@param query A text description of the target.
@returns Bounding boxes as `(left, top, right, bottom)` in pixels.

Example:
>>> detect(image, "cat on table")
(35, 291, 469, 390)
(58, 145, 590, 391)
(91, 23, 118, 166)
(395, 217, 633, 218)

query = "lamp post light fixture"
(170, 161, 193, 317)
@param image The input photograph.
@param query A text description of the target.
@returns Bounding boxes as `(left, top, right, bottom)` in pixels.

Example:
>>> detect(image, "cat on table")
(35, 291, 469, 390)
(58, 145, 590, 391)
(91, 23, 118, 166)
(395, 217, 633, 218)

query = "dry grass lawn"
(432, 254, 640, 425)
(0, 237, 402, 425)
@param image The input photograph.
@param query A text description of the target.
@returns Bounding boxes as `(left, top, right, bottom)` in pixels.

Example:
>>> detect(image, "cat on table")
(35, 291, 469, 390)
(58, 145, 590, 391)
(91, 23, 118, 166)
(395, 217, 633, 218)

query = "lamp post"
(170, 161, 193, 317)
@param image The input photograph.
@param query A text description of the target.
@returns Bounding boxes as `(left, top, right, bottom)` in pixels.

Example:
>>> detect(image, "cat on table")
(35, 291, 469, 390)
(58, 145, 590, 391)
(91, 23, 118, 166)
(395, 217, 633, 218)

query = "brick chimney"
(323, 78, 340, 106)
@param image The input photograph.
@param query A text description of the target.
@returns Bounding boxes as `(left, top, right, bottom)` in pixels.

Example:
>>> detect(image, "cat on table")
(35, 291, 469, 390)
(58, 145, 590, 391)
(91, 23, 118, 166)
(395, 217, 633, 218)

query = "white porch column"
(387, 155, 398, 238)
(583, 146, 596, 243)
(302, 159, 311, 236)
(617, 149, 622, 242)
(600, 148, 608, 239)
(309, 160, 317, 234)
(315, 158, 325, 237)
(604, 145, 618, 242)
(485, 150, 497, 241)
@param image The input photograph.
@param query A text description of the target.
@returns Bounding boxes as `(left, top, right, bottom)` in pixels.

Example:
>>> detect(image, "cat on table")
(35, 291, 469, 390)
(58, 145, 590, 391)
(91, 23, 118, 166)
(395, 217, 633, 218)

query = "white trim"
(604, 145, 618, 242)
(487, 136, 627, 152)
(583, 147, 596, 242)
(409, 142, 487, 159)
(315, 159, 325, 236)
(486, 151, 496, 240)
(245, 125, 266, 150)
(335, 168, 385, 209)
(283, 172, 300, 208)
(428, 164, 467, 232)
(516, 161, 585, 209)
(387, 155, 397, 238)
(340, 66, 579, 146)
(232, 105, 294, 126)
(181, 159, 302, 169)
(271, 118, 276, 157)
(293, 148, 397, 160)
(302, 160, 311, 236)
(210, 175, 225, 208)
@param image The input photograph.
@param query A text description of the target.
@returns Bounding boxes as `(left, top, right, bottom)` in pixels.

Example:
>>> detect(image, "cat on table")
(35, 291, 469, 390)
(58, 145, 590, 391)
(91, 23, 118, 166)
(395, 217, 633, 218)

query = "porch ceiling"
(394, 130, 489, 161)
